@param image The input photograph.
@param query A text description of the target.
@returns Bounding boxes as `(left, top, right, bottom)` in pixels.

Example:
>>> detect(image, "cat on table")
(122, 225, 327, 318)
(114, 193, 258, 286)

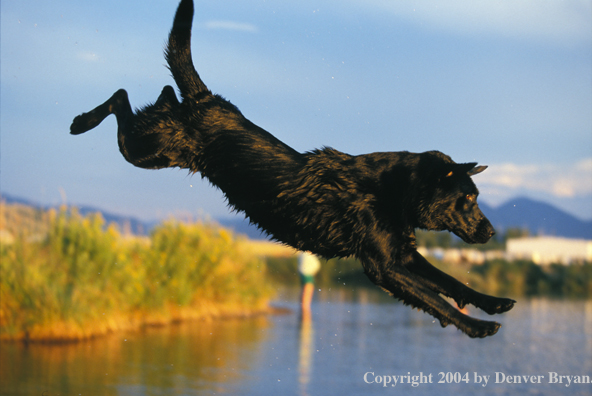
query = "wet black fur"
(71, 0, 515, 338)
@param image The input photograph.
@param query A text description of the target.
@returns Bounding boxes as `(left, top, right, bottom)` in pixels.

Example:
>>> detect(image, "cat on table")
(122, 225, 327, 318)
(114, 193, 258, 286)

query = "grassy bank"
(0, 207, 273, 342)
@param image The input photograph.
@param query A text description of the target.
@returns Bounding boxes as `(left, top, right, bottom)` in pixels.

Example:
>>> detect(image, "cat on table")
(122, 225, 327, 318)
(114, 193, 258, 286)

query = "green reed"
(0, 208, 273, 342)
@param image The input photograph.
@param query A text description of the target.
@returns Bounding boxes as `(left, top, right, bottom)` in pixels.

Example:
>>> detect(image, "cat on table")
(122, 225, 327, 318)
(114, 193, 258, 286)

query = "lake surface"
(2, 288, 591, 396)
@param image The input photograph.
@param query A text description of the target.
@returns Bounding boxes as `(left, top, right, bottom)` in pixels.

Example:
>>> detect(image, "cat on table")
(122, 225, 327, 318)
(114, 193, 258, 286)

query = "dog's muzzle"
(474, 218, 495, 244)
(455, 217, 495, 244)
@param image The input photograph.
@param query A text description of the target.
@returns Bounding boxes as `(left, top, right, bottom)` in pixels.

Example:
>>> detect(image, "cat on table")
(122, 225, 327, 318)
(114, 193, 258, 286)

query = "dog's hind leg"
(70, 86, 183, 170)
(405, 251, 515, 314)
(154, 85, 180, 107)
(70, 89, 133, 135)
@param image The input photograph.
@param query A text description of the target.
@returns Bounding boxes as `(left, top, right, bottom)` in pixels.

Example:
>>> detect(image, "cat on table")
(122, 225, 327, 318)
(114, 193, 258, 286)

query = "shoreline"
(1, 205, 283, 345)
(1, 302, 291, 344)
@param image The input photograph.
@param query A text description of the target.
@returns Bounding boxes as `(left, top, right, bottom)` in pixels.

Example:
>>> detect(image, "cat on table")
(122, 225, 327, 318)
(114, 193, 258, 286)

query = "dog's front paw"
(459, 317, 501, 338)
(478, 296, 516, 315)
(438, 311, 502, 338)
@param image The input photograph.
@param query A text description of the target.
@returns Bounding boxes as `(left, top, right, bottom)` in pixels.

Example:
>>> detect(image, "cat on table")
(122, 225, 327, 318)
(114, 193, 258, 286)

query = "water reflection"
(298, 312, 314, 396)
(2, 291, 591, 396)
(1, 316, 274, 395)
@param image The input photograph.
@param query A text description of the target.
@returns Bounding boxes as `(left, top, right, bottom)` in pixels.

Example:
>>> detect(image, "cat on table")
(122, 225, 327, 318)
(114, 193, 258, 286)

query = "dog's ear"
(467, 164, 487, 176)
(444, 162, 487, 178)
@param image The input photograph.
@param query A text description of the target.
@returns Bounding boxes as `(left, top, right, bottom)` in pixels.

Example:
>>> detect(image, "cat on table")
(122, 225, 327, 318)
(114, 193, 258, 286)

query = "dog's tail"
(165, 0, 209, 98)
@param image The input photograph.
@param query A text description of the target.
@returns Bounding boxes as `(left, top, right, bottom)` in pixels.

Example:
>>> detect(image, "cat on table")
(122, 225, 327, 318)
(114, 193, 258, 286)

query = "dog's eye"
(466, 194, 474, 203)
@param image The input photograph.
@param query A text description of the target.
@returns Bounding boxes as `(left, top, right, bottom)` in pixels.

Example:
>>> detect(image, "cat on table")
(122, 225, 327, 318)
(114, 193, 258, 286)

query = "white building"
(506, 236, 592, 265)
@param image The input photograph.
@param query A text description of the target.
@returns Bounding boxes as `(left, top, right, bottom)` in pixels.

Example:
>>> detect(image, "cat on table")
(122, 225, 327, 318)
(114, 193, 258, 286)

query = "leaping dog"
(71, 0, 515, 338)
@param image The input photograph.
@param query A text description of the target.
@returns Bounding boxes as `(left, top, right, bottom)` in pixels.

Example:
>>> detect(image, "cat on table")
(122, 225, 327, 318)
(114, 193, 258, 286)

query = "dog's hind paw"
(70, 112, 102, 135)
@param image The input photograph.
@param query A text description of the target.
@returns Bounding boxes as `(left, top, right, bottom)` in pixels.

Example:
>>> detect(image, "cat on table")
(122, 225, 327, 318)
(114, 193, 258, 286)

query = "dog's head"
(418, 161, 495, 244)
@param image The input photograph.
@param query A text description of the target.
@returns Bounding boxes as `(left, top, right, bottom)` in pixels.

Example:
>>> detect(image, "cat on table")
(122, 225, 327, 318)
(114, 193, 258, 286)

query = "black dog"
(71, 0, 515, 337)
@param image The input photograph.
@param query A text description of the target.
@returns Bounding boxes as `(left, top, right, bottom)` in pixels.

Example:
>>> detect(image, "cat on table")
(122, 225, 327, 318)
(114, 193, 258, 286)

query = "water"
(2, 289, 591, 396)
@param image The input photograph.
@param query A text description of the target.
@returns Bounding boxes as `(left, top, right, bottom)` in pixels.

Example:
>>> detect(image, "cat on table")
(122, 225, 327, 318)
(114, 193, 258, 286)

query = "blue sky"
(1, 0, 591, 222)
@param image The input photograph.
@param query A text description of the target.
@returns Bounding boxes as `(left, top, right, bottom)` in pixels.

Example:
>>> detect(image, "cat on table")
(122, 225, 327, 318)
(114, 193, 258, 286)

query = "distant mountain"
(217, 217, 270, 240)
(480, 197, 592, 239)
(2, 193, 591, 240)
(0, 193, 156, 235)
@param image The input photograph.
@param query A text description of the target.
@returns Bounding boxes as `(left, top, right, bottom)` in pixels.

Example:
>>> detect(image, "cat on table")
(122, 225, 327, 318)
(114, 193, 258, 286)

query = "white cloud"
(201, 20, 258, 33)
(478, 158, 592, 199)
(353, 0, 591, 46)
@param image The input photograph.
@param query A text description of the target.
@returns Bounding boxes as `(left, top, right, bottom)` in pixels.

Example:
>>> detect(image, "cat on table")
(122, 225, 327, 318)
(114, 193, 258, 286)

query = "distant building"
(418, 247, 491, 265)
(506, 236, 592, 265)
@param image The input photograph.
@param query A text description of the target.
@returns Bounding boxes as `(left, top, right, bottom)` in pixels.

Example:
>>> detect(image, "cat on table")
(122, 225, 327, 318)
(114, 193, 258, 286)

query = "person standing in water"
(298, 252, 321, 314)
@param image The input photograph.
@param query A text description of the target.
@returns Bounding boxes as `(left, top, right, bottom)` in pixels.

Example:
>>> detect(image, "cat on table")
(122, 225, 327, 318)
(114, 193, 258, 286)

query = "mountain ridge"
(479, 198, 592, 239)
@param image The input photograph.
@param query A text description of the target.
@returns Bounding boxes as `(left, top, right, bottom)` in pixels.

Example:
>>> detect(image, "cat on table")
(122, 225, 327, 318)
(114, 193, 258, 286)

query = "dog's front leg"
(404, 251, 515, 315)
(360, 249, 502, 338)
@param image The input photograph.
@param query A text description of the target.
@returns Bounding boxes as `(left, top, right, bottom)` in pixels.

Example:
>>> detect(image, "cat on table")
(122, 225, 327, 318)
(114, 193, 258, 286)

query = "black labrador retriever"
(71, 0, 515, 338)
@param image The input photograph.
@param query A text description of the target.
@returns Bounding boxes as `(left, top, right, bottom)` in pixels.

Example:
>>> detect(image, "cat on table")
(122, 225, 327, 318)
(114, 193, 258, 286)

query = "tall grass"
(0, 207, 273, 342)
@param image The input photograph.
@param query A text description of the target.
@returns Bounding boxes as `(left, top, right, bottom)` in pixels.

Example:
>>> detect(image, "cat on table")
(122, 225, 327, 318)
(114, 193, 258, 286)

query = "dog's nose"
(477, 218, 495, 242)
